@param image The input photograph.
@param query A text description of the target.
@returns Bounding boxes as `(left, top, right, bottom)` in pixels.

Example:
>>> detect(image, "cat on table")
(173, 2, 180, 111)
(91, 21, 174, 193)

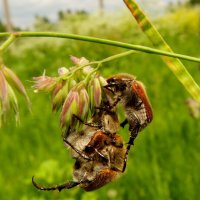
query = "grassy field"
(0, 6, 200, 200)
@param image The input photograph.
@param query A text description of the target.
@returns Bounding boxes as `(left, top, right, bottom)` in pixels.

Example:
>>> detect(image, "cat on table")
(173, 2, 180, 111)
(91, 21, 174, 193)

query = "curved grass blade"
(124, 0, 200, 104)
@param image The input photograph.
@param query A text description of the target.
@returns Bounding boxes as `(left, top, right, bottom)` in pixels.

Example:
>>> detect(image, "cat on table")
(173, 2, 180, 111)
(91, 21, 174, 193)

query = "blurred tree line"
(1, 0, 200, 32)
(190, 0, 200, 5)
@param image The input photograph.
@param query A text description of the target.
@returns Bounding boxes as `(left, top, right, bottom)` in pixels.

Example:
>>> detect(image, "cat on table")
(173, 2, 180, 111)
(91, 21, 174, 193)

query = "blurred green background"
(0, 3, 200, 200)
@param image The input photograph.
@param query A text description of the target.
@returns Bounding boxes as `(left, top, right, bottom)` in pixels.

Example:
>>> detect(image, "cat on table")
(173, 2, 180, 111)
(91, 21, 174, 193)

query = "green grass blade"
(124, 0, 200, 103)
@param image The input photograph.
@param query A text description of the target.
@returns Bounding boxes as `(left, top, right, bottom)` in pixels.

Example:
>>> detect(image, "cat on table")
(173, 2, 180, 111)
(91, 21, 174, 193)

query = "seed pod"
(93, 77, 102, 107)
(58, 67, 69, 76)
(33, 75, 57, 93)
(7, 83, 20, 124)
(70, 55, 80, 65)
(69, 80, 77, 89)
(88, 82, 94, 113)
(52, 81, 69, 112)
(0, 70, 9, 112)
(78, 88, 89, 121)
(0, 70, 20, 125)
(98, 76, 107, 87)
(51, 82, 63, 98)
(79, 57, 89, 66)
(2, 66, 30, 106)
(70, 56, 94, 75)
(60, 90, 79, 129)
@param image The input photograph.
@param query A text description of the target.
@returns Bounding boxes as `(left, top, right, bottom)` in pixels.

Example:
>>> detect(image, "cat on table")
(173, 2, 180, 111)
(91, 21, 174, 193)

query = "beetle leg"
(94, 105, 111, 112)
(120, 119, 128, 128)
(122, 116, 141, 172)
(32, 176, 80, 192)
(122, 129, 139, 173)
(63, 138, 92, 161)
(103, 84, 118, 94)
(94, 148, 108, 162)
(73, 114, 101, 128)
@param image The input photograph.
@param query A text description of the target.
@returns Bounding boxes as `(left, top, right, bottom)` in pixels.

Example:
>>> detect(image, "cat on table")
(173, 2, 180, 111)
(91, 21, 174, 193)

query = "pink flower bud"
(78, 88, 89, 120)
(33, 75, 57, 92)
(2, 66, 30, 106)
(60, 90, 79, 129)
(70, 55, 80, 65)
(51, 81, 67, 111)
(93, 77, 102, 107)
(58, 67, 69, 76)
(0, 70, 9, 112)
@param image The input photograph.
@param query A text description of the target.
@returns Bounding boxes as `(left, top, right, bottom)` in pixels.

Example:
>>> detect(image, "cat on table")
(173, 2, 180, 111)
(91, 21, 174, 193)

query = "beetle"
(32, 112, 127, 191)
(105, 73, 153, 159)
(32, 73, 153, 192)
(32, 102, 129, 191)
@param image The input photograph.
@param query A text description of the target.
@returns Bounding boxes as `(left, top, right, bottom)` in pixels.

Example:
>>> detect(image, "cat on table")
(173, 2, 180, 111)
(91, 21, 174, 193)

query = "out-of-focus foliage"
(0, 20, 6, 32)
(33, 16, 54, 31)
(190, 0, 200, 5)
(158, 6, 200, 36)
(0, 5, 200, 200)
(0, 21, 6, 42)
(32, 10, 147, 43)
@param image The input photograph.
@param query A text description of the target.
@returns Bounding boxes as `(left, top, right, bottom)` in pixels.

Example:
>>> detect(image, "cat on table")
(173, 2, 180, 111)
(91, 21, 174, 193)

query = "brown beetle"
(32, 105, 127, 191)
(105, 73, 153, 161)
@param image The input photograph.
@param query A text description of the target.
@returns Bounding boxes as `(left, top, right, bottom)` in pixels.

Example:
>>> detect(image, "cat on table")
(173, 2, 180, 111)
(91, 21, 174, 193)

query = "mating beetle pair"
(32, 73, 153, 191)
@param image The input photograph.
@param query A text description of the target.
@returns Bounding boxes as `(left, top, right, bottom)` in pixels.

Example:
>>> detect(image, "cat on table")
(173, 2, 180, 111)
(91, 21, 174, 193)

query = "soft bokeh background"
(0, 0, 200, 200)
(0, 0, 188, 28)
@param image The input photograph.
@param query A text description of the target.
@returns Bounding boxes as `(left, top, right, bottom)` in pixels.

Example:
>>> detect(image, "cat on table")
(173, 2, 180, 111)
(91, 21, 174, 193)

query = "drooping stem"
(0, 32, 200, 63)
(60, 50, 137, 81)
(0, 35, 16, 64)
(100, 50, 137, 63)
(0, 34, 16, 53)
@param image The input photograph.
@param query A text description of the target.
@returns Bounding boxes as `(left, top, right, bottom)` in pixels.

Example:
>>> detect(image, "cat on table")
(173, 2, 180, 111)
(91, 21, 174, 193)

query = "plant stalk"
(0, 32, 200, 63)
(0, 34, 16, 53)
